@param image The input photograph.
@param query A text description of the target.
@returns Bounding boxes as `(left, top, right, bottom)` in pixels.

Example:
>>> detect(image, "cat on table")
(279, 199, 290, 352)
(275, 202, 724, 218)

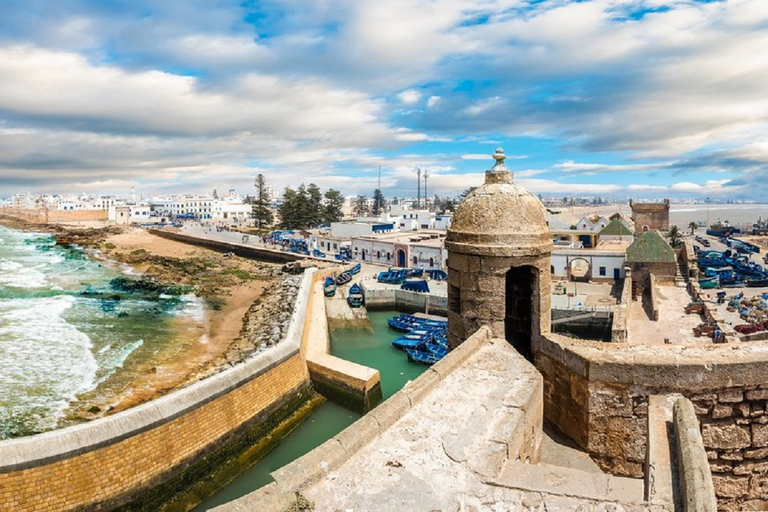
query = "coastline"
(0, 213, 289, 424)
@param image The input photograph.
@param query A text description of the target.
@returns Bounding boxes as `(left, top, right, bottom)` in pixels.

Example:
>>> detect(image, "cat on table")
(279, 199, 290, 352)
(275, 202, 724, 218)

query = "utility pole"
(416, 167, 422, 209)
(423, 169, 430, 211)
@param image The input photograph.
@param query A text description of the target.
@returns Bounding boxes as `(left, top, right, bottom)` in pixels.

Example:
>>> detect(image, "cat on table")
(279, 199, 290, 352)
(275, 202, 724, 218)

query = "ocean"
(0, 225, 205, 439)
(670, 204, 768, 229)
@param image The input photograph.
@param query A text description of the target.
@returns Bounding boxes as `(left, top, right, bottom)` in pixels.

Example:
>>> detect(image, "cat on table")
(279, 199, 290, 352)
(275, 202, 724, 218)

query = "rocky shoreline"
(0, 213, 306, 421)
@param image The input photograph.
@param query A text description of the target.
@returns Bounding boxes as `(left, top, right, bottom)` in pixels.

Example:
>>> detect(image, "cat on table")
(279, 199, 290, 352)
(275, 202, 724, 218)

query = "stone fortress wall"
(538, 332, 768, 510)
(0, 270, 316, 511)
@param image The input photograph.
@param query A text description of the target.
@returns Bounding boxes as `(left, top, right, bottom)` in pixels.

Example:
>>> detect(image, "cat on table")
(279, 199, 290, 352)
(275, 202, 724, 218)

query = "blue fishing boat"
(698, 276, 719, 289)
(347, 283, 364, 307)
(406, 268, 424, 278)
(336, 270, 352, 285)
(426, 269, 448, 281)
(392, 334, 428, 350)
(746, 277, 768, 287)
(323, 277, 337, 297)
(405, 348, 441, 365)
(377, 269, 407, 284)
(401, 280, 430, 293)
(349, 263, 362, 275)
(313, 249, 326, 258)
(424, 342, 448, 359)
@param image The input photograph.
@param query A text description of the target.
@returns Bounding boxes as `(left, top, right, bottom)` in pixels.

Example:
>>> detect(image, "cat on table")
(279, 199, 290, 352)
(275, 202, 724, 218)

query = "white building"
(349, 231, 446, 269)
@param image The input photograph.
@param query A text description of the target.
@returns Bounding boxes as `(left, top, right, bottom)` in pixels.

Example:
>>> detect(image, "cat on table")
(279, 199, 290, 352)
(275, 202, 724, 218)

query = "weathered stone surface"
(744, 447, 768, 459)
(712, 404, 733, 419)
(702, 423, 751, 450)
(720, 450, 744, 462)
(719, 389, 745, 403)
(750, 475, 768, 499)
(737, 402, 751, 417)
(709, 462, 733, 473)
(753, 424, 768, 447)
(746, 389, 768, 401)
(712, 475, 750, 498)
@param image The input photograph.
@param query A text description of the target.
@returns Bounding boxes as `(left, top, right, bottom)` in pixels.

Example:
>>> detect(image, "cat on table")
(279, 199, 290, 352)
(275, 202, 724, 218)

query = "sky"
(0, 0, 767, 201)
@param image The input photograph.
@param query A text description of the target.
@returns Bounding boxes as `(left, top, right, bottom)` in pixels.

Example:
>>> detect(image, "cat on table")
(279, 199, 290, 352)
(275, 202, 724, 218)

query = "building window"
(599, 266, 606, 276)
(412, 256, 418, 265)
(377, 251, 381, 259)
(386, 252, 391, 261)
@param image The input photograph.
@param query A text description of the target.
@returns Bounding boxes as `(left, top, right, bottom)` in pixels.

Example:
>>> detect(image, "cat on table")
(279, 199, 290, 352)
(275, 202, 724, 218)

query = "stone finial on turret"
(485, 148, 513, 184)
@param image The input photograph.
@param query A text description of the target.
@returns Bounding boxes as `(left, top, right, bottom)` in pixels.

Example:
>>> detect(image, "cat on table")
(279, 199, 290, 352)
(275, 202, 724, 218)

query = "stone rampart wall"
(610, 268, 633, 343)
(0, 270, 316, 511)
(649, 274, 660, 321)
(149, 228, 308, 264)
(302, 269, 382, 412)
(537, 333, 768, 510)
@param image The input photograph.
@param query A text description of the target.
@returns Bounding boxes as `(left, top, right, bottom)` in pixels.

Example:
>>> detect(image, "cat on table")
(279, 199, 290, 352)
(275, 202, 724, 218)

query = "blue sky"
(0, 0, 767, 200)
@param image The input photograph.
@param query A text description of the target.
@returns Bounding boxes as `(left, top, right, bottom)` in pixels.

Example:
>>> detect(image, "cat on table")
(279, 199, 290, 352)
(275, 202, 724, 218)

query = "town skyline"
(1, 1, 767, 200)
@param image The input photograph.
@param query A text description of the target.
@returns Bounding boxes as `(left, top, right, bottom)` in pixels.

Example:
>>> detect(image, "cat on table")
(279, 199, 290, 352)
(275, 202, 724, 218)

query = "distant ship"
(706, 220, 740, 237)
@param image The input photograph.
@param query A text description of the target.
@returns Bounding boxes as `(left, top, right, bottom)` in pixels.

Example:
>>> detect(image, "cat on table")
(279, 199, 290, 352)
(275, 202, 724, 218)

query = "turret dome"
(447, 148, 551, 257)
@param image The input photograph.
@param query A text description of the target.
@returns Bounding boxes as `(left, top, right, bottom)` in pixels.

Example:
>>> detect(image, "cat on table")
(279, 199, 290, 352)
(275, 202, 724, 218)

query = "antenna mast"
(416, 167, 422, 209)
(423, 169, 430, 211)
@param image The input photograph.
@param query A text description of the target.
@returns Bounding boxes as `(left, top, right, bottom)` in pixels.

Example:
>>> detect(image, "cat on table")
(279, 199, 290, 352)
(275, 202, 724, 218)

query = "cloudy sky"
(0, 0, 766, 200)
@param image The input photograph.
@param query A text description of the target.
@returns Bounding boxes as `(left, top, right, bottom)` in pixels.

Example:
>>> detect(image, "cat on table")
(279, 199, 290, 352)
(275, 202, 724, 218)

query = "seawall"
(302, 270, 382, 413)
(0, 270, 316, 511)
(148, 228, 315, 264)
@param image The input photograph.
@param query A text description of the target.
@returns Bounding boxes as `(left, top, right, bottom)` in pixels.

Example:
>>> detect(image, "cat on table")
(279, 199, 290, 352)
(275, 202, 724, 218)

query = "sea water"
(0, 226, 205, 438)
(193, 310, 426, 510)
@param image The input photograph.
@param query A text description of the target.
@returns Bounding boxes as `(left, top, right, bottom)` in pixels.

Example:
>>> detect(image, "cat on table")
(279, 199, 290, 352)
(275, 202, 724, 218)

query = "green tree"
(306, 183, 323, 228)
(278, 187, 300, 229)
(668, 225, 683, 248)
(323, 189, 344, 225)
(252, 174, 274, 230)
(353, 195, 369, 217)
(688, 221, 698, 235)
(372, 189, 385, 215)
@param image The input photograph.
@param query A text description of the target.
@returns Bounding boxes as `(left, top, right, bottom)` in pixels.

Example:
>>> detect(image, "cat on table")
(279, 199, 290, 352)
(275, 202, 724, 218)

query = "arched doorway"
(397, 249, 406, 267)
(505, 266, 536, 362)
(569, 257, 591, 282)
(361, 249, 367, 261)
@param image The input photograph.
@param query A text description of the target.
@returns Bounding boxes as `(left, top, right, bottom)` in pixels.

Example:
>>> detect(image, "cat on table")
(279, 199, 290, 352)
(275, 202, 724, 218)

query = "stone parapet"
(537, 332, 768, 508)
(674, 397, 717, 511)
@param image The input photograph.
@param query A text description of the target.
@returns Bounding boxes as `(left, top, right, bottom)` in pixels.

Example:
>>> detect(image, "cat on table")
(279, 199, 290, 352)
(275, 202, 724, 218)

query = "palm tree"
(668, 225, 683, 248)
(688, 221, 697, 235)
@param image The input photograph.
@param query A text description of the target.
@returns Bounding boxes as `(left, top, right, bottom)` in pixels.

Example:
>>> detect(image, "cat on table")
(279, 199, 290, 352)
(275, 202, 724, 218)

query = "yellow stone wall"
(0, 354, 308, 511)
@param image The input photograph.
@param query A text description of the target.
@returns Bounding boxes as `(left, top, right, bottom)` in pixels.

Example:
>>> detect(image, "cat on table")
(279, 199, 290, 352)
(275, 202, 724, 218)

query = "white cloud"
(397, 89, 421, 105)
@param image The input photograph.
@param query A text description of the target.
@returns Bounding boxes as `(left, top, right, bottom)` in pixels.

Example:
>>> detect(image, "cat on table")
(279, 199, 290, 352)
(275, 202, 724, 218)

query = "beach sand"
(86, 227, 279, 414)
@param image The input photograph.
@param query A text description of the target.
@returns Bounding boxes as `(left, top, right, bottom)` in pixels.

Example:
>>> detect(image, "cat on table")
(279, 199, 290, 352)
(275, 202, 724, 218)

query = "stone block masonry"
(0, 268, 317, 511)
(537, 332, 768, 510)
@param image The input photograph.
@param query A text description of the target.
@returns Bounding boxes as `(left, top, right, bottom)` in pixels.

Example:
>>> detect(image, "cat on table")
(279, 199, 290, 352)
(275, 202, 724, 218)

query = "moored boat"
(405, 348, 441, 365)
(698, 276, 719, 289)
(347, 283, 364, 307)
(323, 276, 337, 297)
(349, 263, 362, 275)
(400, 280, 429, 293)
(336, 270, 352, 285)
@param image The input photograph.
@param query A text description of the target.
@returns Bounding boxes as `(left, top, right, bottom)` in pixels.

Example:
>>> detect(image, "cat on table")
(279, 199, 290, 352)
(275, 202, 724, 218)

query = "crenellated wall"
(0, 270, 316, 511)
(537, 333, 768, 510)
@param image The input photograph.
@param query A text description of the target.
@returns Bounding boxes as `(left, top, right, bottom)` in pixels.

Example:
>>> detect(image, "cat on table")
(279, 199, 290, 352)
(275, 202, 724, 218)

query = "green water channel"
(193, 310, 427, 510)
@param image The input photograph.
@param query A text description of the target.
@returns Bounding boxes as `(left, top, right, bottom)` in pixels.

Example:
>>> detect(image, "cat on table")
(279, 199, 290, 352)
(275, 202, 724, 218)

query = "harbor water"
(194, 309, 427, 510)
(0, 225, 206, 438)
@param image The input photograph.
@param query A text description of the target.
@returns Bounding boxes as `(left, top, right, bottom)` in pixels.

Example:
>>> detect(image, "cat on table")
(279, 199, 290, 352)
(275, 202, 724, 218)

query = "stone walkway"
(301, 338, 652, 512)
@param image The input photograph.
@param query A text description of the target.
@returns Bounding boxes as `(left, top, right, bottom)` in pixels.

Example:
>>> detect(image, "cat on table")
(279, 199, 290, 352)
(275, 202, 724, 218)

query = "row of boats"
(377, 268, 448, 284)
(697, 247, 768, 289)
(387, 313, 449, 365)
(323, 263, 365, 307)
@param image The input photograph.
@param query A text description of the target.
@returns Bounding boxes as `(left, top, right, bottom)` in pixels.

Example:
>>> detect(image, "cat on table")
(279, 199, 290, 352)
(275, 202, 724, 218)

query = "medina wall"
(0, 270, 315, 511)
(537, 333, 768, 510)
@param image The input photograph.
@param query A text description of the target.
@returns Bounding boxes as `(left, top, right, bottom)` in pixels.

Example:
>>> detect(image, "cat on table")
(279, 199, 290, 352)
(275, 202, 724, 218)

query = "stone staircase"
(675, 258, 688, 287)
